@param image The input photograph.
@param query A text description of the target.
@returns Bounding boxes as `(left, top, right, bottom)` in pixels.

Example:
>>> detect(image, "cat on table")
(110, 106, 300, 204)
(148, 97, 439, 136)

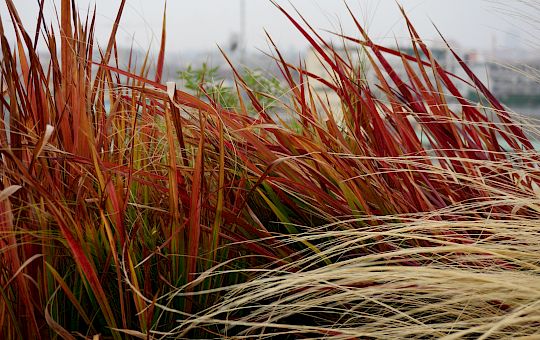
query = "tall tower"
(240, 0, 246, 63)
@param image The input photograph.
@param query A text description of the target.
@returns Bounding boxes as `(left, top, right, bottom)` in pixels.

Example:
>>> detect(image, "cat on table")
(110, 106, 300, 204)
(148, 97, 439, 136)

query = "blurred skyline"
(0, 0, 538, 55)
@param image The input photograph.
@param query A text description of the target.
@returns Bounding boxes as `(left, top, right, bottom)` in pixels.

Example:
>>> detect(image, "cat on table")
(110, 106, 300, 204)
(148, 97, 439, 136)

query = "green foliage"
(243, 68, 286, 110)
(178, 63, 285, 113)
(178, 63, 238, 109)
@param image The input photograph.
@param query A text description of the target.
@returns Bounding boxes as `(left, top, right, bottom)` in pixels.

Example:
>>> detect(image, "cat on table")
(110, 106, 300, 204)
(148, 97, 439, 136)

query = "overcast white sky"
(0, 0, 537, 54)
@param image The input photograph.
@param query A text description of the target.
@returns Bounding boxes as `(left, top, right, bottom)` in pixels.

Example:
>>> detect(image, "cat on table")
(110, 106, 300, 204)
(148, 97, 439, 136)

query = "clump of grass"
(1, 0, 540, 339)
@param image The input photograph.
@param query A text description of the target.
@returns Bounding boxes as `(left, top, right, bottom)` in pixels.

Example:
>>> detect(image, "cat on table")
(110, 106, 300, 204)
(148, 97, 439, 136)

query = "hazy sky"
(0, 0, 537, 54)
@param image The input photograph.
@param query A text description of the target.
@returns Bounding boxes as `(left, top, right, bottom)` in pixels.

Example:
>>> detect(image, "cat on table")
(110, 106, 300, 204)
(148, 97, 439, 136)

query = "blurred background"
(2, 0, 539, 112)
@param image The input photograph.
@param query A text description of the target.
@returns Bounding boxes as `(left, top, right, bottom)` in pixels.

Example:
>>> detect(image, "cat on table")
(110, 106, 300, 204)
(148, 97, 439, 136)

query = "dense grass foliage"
(1, 0, 540, 338)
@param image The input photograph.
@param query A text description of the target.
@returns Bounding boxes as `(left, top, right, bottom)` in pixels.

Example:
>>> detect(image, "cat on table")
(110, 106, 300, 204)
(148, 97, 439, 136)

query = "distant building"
(463, 51, 540, 106)
(305, 43, 540, 123)
(304, 43, 459, 122)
